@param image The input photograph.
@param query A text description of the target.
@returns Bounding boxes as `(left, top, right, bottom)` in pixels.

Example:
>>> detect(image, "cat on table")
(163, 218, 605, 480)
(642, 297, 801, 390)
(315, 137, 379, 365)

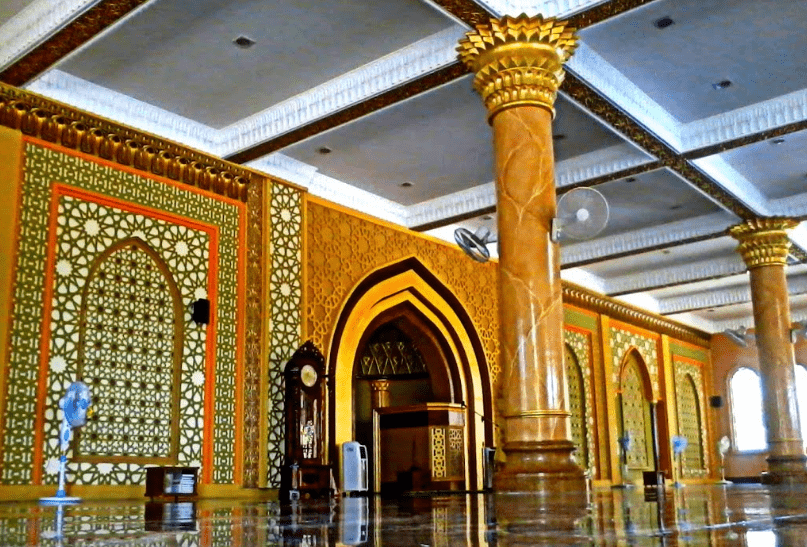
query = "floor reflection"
(2, 484, 807, 546)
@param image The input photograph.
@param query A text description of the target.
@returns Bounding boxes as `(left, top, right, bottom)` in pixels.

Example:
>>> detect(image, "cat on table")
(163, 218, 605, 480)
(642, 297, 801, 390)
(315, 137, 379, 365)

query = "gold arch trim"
(330, 265, 486, 490)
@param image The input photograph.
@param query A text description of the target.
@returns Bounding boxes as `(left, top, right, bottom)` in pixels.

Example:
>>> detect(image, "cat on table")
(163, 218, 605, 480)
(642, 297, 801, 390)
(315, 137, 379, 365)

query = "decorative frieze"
(0, 84, 256, 202)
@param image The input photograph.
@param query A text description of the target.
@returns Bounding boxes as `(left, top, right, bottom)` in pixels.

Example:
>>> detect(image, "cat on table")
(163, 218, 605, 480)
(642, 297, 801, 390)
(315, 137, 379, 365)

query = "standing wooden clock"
(281, 341, 332, 499)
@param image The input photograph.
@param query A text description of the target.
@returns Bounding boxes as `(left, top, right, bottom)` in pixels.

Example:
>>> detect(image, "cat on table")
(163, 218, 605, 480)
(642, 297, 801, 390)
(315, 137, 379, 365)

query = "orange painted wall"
(710, 331, 807, 479)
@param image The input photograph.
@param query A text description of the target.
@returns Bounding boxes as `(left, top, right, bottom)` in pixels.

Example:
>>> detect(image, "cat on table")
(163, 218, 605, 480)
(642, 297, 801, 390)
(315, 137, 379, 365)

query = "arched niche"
(678, 373, 705, 474)
(618, 349, 655, 476)
(564, 343, 590, 473)
(75, 237, 183, 464)
(328, 257, 492, 491)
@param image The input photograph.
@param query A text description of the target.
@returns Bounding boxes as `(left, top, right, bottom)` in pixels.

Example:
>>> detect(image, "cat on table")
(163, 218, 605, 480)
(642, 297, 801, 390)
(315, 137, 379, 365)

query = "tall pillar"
(729, 218, 807, 483)
(369, 379, 391, 409)
(458, 14, 584, 492)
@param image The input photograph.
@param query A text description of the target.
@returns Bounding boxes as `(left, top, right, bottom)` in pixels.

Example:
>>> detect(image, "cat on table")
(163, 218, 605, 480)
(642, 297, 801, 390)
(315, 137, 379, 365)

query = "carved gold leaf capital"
(457, 13, 578, 121)
(369, 379, 391, 392)
(729, 218, 799, 268)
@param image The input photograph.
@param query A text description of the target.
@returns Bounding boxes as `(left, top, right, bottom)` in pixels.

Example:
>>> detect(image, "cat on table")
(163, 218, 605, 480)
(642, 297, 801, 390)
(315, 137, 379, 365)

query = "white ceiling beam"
(560, 211, 735, 265)
(0, 0, 103, 71)
(604, 255, 746, 296)
(658, 275, 807, 315)
(473, 0, 607, 18)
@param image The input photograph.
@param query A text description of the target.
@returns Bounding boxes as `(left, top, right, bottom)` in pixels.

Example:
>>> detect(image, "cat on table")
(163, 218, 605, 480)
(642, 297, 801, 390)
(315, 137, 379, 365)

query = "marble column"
(458, 14, 584, 492)
(369, 379, 391, 409)
(729, 218, 807, 483)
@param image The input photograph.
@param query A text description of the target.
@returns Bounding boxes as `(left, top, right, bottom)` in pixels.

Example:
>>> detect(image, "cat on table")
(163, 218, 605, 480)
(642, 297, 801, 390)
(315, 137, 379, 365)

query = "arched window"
(729, 367, 767, 452)
(796, 364, 807, 449)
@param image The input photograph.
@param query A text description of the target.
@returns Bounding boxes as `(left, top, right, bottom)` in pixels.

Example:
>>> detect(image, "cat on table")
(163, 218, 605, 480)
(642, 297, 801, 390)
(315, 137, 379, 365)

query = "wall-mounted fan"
(724, 326, 754, 347)
(41, 381, 92, 505)
(551, 187, 610, 242)
(454, 226, 495, 263)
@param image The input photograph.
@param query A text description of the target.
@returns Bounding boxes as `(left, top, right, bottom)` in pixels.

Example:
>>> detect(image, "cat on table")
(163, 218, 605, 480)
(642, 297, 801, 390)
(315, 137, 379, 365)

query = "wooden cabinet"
(144, 466, 198, 500)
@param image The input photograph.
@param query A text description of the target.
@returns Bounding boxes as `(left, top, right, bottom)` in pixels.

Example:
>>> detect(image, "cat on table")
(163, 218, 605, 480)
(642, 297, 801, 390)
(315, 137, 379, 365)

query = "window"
(729, 367, 767, 452)
(796, 364, 807, 449)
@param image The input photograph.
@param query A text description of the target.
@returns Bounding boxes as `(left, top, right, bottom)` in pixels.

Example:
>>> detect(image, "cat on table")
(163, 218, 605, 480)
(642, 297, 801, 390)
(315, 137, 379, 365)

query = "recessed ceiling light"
(233, 36, 255, 49)
(482, 215, 493, 220)
(400, 182, 413, 188)
(626, 177, 637, 183)
(707, 308, 716, 313)
(771, 138, 786, 145)
(653, 16, 674, 29)
(711, 80, 732, 90)
(662, 249, 671, 255)
(317, 146, 332, 154)
(669, 204, 683, 210)
(552, 134, 566, 141)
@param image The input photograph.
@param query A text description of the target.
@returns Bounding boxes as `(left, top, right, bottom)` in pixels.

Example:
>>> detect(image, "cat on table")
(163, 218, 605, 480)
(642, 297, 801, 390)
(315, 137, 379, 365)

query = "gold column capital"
(457, 13, 578, 121)
(729, 218, 799, 268)
(369, 379, 390, 392)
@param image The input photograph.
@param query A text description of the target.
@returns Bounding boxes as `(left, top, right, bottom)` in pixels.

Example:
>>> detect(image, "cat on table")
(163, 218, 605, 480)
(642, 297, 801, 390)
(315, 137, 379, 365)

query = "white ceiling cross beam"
(657, 274, 807, 315)
(0, 0, 104, 72)
(604, 255, 747, 296)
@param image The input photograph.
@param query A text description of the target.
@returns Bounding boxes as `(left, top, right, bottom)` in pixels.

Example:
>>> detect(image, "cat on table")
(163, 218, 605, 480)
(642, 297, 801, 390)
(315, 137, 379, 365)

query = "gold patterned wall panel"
(306, 200, 499, 383)
(430, 426, 464, 481)
(611, 324, 660, 400)
(76, 238, 183, 464)
(674, 358, 708, 478)
(621, 358, 651, 470)
(1, 142, 242, 486)
(563, 330, 596, 476)
(265, 182, 304, 487)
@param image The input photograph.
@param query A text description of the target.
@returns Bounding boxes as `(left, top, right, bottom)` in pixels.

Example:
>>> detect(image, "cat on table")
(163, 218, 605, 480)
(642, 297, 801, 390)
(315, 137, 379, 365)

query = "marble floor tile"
(2, 484, 806, 546)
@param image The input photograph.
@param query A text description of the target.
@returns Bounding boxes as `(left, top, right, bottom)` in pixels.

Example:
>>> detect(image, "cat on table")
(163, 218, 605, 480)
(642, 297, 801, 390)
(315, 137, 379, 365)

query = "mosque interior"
(0, 0, 807, 545)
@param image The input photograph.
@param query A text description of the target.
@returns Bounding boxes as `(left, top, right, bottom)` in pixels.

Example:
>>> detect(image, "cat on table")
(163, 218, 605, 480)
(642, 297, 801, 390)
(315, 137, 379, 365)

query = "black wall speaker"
(709, 395, 723, 408)
(191, 299, 210, 325)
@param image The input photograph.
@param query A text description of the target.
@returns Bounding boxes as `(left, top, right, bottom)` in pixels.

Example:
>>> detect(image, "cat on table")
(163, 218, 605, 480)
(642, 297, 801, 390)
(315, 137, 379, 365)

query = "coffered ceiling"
(3, 0, 807, 334)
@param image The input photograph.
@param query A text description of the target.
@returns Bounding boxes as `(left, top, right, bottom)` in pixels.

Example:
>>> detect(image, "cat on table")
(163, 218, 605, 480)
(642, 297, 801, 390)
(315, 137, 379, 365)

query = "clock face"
(300, 364, 318, 387)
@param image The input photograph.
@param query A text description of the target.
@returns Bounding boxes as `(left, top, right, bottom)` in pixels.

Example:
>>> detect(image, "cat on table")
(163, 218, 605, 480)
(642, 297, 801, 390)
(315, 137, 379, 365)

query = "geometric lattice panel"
(610, 325, 659, 399)
(563, 329, 596, 475)
(564, 343, 589, 472)
(266, 182, 303, 487)
(359, 325, 428, 378)
(431, 427, 446, 480)
(46, 194, 208, 485)
(675, 359, 708, 477)
(77, 239, 181, 462)
(621, 358, 650, 470)
(1, 143, 241, 486)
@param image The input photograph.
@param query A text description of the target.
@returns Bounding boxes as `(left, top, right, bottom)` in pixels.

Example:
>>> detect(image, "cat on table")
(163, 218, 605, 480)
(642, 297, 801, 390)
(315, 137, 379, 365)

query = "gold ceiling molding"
(562, 281, 711, 346)
(0, 0, 150, 87)
(729, 218, 799, 269)
(0, 84, 258, 202)
(457, 14, 578, 120)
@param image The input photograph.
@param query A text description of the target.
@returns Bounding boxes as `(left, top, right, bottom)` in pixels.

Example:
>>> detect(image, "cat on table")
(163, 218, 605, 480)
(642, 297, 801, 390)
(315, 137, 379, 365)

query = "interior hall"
(0, 0, 806, 545)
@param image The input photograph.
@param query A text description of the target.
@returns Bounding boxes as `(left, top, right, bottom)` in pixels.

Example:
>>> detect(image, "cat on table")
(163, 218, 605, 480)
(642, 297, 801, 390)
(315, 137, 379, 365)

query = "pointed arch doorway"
(328, 258, 492, 493)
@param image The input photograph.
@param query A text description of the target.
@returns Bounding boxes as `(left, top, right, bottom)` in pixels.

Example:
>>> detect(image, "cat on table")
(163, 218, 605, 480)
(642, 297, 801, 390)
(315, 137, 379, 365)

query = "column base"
(493, 440, 587, 495)
(491, 441, 588, 545)
(762, 454, 807, 485)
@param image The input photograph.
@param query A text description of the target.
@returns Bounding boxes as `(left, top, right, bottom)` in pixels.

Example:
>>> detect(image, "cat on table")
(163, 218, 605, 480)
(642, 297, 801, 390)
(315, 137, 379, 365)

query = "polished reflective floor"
(3, 484, 807, 546)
